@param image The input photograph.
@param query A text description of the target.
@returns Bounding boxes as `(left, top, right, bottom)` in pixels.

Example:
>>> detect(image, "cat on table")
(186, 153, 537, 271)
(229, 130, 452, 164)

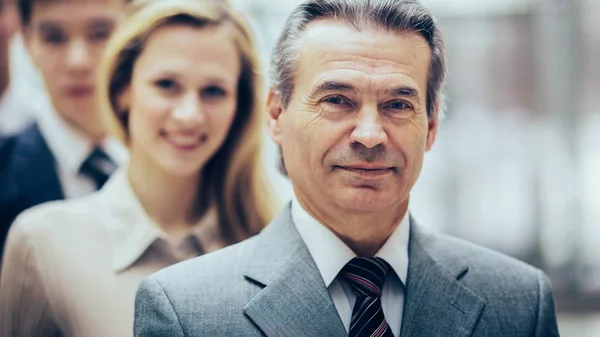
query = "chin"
(335, 189, 396, 213)
(164, 166, 203, 178)
(157, 158, 205, 178)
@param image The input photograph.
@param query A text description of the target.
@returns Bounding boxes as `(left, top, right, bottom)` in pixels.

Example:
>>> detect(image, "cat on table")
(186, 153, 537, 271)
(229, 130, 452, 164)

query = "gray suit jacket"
(134, 204, 559, 337)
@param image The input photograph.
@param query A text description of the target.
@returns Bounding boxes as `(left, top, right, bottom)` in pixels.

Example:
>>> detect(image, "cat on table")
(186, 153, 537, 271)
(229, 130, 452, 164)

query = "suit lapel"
(400, 220, 485, 337)
(15, 123, 64, 204)
(242, 205, 347, 337)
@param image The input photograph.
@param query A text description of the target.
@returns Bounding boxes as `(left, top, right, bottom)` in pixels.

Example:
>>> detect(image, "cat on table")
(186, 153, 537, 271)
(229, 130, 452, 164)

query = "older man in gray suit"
(134, 0, 560, 336)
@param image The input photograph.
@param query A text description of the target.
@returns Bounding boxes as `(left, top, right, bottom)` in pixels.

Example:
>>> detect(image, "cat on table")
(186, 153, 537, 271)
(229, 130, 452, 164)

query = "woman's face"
(123, 23, 240, 177)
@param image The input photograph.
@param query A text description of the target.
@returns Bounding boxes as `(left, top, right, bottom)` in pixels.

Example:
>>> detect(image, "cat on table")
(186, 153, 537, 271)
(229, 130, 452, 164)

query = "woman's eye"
(155, 79, 177, 91)
(202, 86, 227, 98)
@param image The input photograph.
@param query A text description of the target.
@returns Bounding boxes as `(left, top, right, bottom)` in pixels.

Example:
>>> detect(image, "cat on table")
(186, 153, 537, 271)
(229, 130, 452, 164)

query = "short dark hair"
(271, 0, 446, 175)
(18, 0, 130, 27)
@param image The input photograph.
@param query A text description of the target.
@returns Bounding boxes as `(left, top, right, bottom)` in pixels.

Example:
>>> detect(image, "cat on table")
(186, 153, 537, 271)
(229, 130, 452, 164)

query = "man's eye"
(388, 101, 411, 110)
(43, 32, 66, 44)
(323, 95, 351, 106)
(88, 29, 112, 42)
(385, 100, 413, 112)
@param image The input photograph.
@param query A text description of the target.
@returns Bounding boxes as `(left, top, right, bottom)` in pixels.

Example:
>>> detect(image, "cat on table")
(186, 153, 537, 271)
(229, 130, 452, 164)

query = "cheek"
(392, 129, 427, 172)
(129, 94, 170, 141)
(284, 112, 338, 171)
(208, 100, 237, 138)
(32, 50, 60, 85)
(89, 45, 107, 71)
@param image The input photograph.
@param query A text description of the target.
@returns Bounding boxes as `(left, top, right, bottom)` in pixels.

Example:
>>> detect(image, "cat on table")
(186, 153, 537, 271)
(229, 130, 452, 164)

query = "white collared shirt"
(36, 108, 128, 198)
(292, 195, 410, 336)
(0, 167, 225, 337)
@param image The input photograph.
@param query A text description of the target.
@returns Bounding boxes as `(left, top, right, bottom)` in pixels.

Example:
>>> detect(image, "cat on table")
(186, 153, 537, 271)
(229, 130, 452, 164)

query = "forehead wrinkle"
(321, 54, 415, 77)
(314, 69, 421, 99)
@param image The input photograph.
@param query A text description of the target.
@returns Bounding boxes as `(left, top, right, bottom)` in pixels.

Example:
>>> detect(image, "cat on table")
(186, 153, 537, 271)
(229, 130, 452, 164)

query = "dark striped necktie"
(79, 147, 116, 190)
(342, 257, 394, 337)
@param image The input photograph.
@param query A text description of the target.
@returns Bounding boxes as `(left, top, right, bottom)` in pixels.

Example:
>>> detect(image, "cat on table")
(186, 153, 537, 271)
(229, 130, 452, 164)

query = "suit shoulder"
(0, 125, 44, 176)
(422, 229, 543, 295)
(429, 230, 540, 274)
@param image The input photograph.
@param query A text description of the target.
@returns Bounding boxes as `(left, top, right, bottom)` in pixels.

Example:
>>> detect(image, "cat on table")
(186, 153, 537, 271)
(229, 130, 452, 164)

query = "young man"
(0, 0, 129, 262)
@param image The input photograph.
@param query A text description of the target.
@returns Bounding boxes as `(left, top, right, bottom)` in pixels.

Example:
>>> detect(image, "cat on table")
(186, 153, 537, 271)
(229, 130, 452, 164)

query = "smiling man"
(134, 1, 560, 336)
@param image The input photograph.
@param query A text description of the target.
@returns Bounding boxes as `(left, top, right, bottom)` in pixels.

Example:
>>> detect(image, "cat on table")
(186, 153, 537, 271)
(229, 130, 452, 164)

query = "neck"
(127, 155, 202, 237)
(297, 192, 409, 257)
(52, 103, 106, 141)
(74, 119, 106, 143)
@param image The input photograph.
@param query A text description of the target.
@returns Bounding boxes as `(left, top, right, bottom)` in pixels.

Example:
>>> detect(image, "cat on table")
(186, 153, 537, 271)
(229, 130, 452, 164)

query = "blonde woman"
(0, 0, 278, 336)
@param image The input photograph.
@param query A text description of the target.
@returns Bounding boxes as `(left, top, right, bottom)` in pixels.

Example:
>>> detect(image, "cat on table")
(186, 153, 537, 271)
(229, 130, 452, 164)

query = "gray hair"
(271, 0, 446, 175)
(271, 0, 446, 117)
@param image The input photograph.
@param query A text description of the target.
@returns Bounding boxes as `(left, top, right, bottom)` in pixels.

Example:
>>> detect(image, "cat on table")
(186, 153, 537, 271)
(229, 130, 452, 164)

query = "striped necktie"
(79, 147, 116, 190)
(342, 257, 394, 337)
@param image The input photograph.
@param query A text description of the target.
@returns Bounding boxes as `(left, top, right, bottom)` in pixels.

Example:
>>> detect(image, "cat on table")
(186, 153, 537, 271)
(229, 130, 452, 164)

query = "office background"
(8, 0, 599, 335)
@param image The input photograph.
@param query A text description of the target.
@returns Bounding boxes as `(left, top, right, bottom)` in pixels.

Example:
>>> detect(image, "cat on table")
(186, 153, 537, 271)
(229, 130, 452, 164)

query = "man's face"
(268, 19, 438, 216)
(24, 0, 124, 137)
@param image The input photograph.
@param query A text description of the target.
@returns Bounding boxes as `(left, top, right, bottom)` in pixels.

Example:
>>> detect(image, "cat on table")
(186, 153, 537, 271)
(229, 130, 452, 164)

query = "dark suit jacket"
(0, 123, 64, 259)
(134, 205, 560, 337)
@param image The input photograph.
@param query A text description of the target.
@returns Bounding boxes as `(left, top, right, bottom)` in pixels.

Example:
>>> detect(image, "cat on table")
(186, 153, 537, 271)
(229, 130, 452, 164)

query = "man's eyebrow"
(37, 21, 61, 31)
(311, 81, 357, 96)
(87, 18, 117, 30)
(385, 86, 421, 104)
(37, 18, 116, 32)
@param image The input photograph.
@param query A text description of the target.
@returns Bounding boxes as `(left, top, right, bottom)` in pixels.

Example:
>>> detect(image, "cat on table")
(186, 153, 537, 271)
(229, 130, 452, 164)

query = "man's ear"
(266, 87, 284, 145)
(425, 102, 439, 151)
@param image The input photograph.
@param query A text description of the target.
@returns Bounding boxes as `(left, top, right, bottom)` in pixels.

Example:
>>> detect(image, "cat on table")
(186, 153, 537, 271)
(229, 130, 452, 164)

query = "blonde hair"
(98, 0, 278, 244)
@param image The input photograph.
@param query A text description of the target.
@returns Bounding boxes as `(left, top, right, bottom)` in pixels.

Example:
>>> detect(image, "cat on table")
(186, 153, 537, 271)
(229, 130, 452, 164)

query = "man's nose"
(65, 39, 92, 72)
(349, 107, 388, 148)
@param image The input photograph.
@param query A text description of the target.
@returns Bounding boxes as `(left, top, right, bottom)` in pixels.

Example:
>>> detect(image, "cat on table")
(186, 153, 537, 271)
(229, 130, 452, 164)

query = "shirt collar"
(291, 194, 410, 287)
(100, 168, 223, 273)
(36, 108, 128, 174)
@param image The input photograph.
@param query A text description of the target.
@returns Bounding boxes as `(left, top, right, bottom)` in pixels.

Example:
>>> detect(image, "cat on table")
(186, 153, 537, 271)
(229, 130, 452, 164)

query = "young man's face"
(24, 0, 124, 138)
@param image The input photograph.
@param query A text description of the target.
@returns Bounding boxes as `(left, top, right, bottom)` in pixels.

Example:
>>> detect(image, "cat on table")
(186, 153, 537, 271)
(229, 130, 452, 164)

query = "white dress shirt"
(36, 108, 128, 198)
(291, 195, 410, 337)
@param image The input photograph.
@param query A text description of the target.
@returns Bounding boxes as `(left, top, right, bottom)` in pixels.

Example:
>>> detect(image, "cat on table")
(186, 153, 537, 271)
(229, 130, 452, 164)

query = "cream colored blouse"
(0, 169, 226, 337)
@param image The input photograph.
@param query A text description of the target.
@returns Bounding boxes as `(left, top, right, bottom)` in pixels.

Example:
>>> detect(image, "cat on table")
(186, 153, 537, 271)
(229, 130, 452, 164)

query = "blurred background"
(8, 0, 599, 335)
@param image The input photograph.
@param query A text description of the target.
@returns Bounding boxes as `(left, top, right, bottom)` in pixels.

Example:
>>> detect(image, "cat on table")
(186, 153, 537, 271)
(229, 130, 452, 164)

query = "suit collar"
(400, 218, 485, 337)
(242, 205, 485, 337)
(12, 123, 64, 202)
(36, 108, 128, 175)
(242, 204, 347, 337)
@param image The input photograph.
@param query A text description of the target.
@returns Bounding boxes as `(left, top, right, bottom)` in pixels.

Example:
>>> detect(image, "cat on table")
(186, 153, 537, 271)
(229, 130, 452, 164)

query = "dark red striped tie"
(342, 257, 394, 337)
